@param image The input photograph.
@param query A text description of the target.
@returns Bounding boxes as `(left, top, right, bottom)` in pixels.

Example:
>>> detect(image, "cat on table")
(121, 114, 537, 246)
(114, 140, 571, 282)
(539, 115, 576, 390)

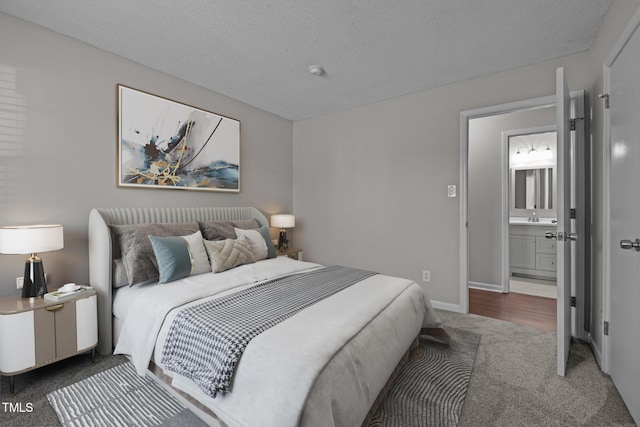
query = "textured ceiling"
(0, 0, 611, 120)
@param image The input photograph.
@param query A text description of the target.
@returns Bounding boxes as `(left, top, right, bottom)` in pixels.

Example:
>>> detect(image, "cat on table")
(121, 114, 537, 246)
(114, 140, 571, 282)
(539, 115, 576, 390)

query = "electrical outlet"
(15, 274, 48, 289)
(422, 270, 431, 283)
(447, 185, 456, 198)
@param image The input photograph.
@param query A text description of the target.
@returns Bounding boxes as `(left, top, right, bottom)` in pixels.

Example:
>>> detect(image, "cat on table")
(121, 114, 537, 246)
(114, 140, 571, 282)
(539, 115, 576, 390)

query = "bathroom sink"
(509, 217, 557, 226)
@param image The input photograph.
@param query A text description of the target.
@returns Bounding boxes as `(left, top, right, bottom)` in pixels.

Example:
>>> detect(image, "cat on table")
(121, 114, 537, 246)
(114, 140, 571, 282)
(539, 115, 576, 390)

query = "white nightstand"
(0, 288, 98, 394)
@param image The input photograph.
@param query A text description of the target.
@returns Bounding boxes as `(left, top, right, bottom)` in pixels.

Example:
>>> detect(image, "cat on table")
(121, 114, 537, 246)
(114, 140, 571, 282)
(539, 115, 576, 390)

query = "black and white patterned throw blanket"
(161, 265, 376, 397)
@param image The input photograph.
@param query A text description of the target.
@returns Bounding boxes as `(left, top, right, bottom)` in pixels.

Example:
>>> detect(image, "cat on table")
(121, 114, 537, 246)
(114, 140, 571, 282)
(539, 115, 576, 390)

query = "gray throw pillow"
(199, 219, 259, 240)
(111, 222, 199, 285)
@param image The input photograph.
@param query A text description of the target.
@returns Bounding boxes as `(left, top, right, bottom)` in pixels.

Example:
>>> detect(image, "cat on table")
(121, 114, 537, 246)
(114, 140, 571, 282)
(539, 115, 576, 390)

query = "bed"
(88, 206, 443, 427)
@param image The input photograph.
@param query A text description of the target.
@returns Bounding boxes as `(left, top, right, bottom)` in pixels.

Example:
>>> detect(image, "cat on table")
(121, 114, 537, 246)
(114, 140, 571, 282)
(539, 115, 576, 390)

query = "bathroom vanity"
(509, 222, 557, 280)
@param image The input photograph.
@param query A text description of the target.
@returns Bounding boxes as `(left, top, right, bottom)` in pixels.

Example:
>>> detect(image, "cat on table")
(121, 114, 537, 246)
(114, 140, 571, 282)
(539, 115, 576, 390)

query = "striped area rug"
(47, 328, 478, 427)
(366, 328, 480, 427)
(46, 362, 206, 427)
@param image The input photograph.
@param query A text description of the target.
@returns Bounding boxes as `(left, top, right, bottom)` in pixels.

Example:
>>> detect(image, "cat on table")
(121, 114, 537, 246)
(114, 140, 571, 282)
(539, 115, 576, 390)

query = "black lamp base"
(277, 229, 289, 251)
(22, 257, 48, 298)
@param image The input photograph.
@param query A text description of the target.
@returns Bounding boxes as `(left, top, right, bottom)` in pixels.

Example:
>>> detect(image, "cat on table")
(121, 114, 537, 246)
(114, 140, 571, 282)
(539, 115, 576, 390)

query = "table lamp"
(0, 224, 64, 298)
(271, 214, 295, 251)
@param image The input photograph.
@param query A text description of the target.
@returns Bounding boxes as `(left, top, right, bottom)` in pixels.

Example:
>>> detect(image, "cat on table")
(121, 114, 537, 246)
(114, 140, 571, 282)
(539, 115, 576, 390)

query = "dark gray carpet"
(0, 353, 128, 426)
(437, 310, 637, 426)
(3, 311, 635, 426)
(46, 362, 206, 427)
(367, 328, 480, 427)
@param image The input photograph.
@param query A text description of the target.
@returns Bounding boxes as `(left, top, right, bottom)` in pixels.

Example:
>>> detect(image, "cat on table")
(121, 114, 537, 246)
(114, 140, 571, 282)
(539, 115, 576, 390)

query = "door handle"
(545, 231, 578, 242)
(620, 238, 640, 251)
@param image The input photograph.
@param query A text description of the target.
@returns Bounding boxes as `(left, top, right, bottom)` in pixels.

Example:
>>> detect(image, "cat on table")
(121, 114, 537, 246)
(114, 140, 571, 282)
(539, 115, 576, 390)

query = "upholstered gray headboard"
(88, 207, 269, 355)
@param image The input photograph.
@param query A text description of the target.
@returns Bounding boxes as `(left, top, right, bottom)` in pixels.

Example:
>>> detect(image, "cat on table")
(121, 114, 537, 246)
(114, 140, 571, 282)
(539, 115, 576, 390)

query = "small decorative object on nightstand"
(271, 214, 295, 251)
(0, 224, 64, 298)
(0, 286, 97, 395)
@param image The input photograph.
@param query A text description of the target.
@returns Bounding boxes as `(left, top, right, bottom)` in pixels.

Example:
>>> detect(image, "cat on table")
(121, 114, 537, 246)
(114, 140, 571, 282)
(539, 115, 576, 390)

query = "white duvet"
(114, 257, 442, 427)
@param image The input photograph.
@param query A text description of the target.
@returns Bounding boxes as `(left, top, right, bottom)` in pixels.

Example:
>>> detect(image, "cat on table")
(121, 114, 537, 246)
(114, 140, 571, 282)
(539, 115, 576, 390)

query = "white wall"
(0, 12, 294, 297)
(293, 52, 591, 306)
(293, 0, 639, 354)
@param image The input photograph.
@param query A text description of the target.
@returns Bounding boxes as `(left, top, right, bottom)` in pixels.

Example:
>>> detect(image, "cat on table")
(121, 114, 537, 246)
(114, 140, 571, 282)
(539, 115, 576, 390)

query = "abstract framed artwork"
(117, 84, 240, 192)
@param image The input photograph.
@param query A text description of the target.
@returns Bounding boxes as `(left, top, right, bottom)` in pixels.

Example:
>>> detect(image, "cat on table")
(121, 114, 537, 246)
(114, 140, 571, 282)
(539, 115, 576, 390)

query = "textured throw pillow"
(235, 227, 268, 260)
(111, 222, 200, 285)
(148, 231, 211, 284)
(199, 219, 260, 241)
(204, 235, 256, 273)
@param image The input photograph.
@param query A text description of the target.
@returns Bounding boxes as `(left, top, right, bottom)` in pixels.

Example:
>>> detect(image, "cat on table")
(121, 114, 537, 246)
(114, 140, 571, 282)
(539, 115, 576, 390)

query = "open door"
(554, 67, 573, 377)
(606, 12, 640, 421)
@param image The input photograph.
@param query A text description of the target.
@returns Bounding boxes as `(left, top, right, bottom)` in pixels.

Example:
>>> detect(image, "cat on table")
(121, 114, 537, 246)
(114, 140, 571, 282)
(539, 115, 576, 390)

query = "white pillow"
(181, 230, 211, 275)
(235, 227, 268, 261)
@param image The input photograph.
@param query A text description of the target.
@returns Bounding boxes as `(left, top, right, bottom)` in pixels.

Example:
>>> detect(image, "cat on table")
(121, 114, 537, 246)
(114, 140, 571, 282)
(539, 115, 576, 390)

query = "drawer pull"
(45, 304, 64, 312)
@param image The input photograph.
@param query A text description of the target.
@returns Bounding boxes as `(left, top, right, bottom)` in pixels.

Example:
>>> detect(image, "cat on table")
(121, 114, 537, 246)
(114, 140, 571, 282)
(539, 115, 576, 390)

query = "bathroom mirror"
(511, 166, 554, 210)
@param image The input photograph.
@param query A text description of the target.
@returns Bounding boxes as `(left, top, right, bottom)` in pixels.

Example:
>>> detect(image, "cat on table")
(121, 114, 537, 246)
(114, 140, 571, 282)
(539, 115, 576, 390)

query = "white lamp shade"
(271, 214, 295, 229)
(0, 224, 64, 254)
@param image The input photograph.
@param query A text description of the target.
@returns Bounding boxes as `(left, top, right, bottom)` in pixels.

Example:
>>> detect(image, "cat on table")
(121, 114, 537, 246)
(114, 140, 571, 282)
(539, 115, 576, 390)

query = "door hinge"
(570, 208, 576, 219)
(569, 117, 584, 131)
(570, 296, 576, 307)
(598, 93, 610, 109)
(604, 321, 609, 336)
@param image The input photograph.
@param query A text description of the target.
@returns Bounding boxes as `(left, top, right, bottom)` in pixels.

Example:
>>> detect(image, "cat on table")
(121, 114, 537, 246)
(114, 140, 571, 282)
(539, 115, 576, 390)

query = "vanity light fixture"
(538, 144, 553, 160)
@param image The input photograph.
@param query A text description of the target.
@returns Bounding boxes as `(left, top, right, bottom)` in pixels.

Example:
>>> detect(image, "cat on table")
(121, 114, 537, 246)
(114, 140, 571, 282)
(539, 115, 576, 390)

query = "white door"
(608, 20, 640, 423)
(555, 67, 572, 377)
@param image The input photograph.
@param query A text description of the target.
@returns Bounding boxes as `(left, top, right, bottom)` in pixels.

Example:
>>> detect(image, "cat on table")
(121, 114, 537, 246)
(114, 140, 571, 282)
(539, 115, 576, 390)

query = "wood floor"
(469, 288, 556, 331)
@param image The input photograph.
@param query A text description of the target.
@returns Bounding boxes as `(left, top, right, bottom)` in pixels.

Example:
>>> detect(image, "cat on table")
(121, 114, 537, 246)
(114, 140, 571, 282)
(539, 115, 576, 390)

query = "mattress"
(114, 257, 441, 427)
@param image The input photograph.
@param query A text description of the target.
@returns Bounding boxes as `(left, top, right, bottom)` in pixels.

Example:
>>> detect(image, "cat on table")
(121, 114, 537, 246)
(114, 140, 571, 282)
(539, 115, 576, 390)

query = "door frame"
(500, 125, 557, 294)
(601, 4, 640, 375)
(460, 95, 554, 313)
(459, 92, 587, 341)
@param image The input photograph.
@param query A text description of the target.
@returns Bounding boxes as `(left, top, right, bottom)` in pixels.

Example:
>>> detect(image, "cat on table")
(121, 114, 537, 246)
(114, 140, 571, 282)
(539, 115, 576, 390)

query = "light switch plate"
(447, 185, 456, 198)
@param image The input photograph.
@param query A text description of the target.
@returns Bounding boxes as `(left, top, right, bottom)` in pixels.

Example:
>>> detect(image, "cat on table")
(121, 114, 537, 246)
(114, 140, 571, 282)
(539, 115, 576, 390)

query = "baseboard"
(431, 300, 463, 313)
(588, 333, 604, 370)
(468, 281, 503, 292)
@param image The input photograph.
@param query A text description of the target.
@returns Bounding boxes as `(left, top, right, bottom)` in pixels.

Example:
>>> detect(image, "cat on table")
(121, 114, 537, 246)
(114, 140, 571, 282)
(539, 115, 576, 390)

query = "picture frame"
(117, 84, 240, 192)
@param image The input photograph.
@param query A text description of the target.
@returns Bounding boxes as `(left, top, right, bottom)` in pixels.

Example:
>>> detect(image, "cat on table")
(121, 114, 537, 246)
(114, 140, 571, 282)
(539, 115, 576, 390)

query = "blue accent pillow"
(148, 235, 193, 284)
(257, 225, 277, 259)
